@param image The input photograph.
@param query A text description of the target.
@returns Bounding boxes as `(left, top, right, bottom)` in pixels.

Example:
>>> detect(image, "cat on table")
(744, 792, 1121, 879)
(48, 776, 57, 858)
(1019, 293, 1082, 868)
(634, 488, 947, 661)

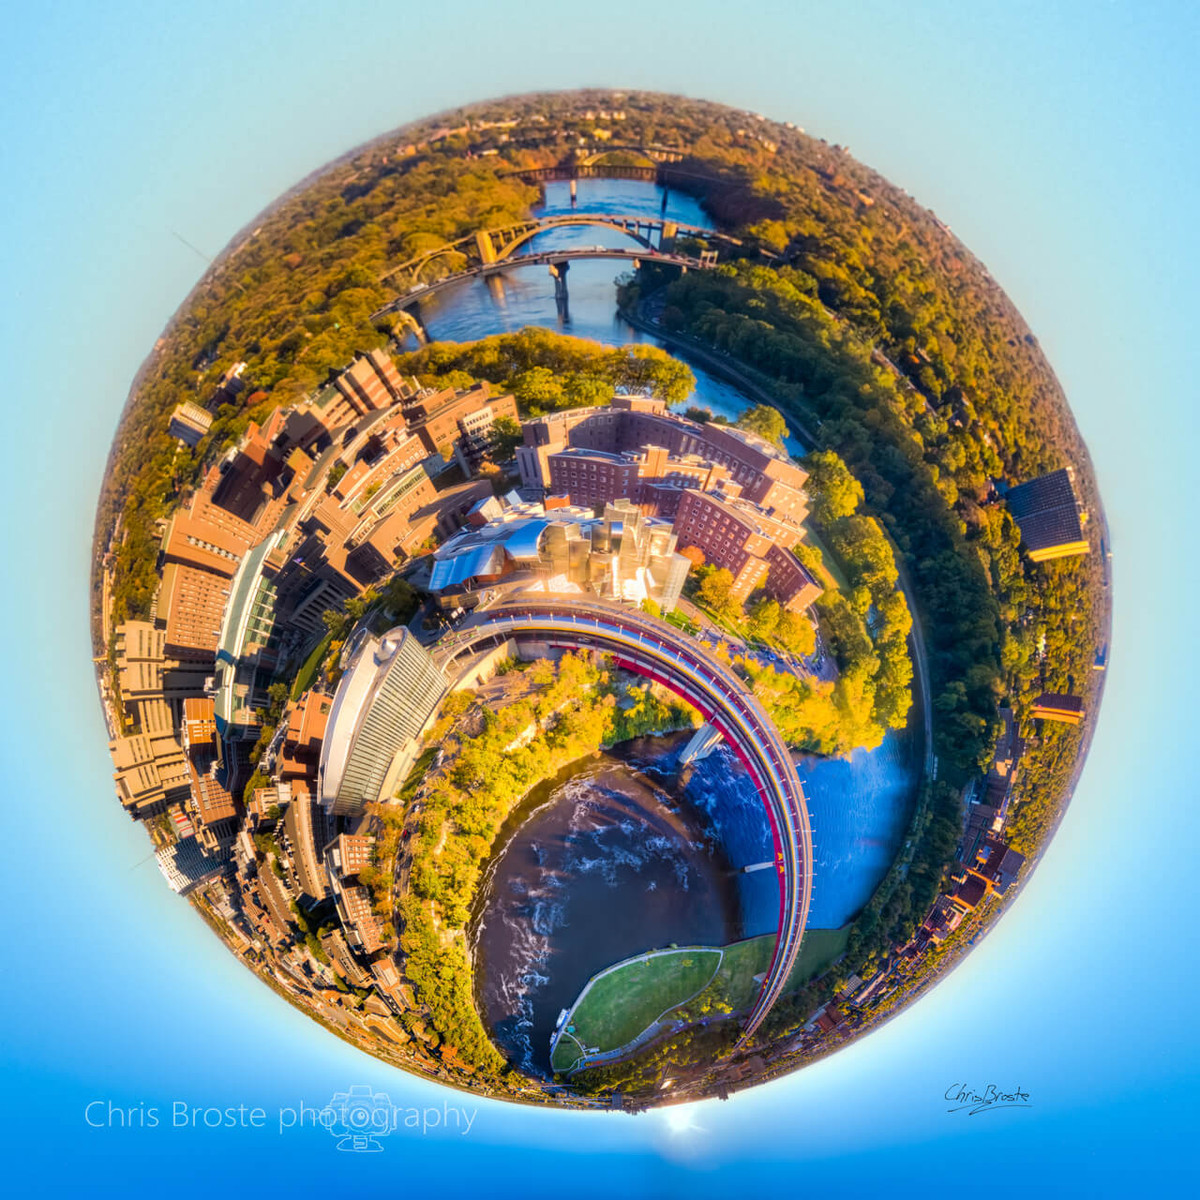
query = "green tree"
(563, 373, 613, 408)
(490, 415, 522, 460)
(736, 404, 789, 447)
(696, 567, 739, 620)
(746, 597, 781, 641)
(775, 609, 817, 657)
(510, 366, 565, 411)
(803, 449, 864, 524)
(603, 344, 694, 403)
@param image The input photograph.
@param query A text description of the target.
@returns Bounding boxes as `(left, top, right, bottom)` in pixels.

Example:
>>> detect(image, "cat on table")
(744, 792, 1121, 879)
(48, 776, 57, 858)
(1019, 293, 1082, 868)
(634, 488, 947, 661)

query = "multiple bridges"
(371, 246, 709, 326)
(371, 211, 739, 328)
(433, 599, 814, 1043)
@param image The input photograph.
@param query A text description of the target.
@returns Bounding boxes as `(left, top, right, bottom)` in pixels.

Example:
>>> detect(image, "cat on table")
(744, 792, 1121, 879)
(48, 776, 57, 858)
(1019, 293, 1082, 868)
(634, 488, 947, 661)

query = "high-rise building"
(158, 562, 231, 663)
(168, 402, 213, 448)
(318, 628, 450, 817)
(110, 732, 188, 818)
(212, 531, 286, 742)
(160, 495, 257, 578)
(332, 349, 415, 421)
(155, 837, 229, 896)
(115, 621, 209, 701)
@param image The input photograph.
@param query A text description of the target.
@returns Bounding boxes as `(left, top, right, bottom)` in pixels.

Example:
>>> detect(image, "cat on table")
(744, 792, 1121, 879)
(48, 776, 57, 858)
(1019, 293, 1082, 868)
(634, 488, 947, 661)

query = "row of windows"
(183, 535, 241, 561)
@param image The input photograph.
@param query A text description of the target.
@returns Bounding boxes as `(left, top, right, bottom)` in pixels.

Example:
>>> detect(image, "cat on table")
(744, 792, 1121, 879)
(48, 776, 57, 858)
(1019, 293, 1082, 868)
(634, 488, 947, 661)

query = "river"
(404, 178, 804, 445)
(471, 726, 920, 1076)
(411, 177, 920, 1073)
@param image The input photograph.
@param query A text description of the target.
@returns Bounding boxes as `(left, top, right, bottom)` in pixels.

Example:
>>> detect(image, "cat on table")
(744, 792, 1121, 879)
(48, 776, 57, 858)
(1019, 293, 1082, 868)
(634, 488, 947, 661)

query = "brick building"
(331, 349, 415, 422)
(673, 488, 822, 611)
(158, 562, 231, 663)
(402, 380, 518, 468)
(518, 397, 809, 526)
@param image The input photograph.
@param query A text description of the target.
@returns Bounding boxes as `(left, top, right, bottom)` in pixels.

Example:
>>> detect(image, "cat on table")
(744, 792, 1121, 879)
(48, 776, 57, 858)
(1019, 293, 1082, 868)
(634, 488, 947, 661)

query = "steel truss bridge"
(434, 599, 813, 1044)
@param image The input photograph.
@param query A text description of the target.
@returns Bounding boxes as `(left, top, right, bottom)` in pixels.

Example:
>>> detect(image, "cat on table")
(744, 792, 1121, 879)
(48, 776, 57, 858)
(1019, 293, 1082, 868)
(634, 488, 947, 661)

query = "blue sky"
(1, 1, 1197, 1193)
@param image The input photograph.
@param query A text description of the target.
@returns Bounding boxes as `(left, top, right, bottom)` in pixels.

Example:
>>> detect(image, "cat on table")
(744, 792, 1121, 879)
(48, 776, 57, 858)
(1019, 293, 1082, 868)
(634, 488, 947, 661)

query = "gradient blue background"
(1, 2, 1196, 1193)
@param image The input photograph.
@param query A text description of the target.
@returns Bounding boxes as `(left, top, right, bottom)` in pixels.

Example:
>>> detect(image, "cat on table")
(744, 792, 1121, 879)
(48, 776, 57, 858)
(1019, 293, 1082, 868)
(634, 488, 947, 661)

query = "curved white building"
(318, 627, 448, 816)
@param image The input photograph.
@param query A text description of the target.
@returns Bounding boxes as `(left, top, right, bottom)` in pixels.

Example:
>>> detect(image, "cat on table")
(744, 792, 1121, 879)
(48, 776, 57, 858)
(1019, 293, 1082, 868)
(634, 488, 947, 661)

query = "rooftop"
(1005, 468, 1086, 553)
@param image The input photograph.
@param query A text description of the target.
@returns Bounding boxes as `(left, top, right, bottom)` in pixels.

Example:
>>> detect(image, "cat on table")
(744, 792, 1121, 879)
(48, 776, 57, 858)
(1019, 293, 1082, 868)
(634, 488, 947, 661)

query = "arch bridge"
(370, 244, 713, 325)
(434, 599, 814, 1043)
(576, 144, 687, 167)
(379, 211, 739, 289)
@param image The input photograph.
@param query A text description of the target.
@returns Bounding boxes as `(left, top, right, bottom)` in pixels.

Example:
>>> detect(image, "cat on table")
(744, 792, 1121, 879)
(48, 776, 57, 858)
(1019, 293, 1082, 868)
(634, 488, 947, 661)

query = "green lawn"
(800, 521, 849, 591)
(664, 608, 700, 636)
(708, 925, 850, 1011)
(551, 948, 722, 1073)
(786, 924, 852, 985)
(550, 925, 851, 1074)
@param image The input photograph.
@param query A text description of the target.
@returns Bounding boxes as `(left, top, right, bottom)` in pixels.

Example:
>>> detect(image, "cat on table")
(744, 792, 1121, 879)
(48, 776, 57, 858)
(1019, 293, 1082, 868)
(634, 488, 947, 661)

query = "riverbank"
(550, 924, 852, 1076)
(393, 654, 699, 1086)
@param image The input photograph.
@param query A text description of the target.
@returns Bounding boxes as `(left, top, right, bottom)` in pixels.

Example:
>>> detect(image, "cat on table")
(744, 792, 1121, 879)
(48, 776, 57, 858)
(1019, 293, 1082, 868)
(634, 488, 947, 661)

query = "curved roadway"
(434, 599, 813, 1042)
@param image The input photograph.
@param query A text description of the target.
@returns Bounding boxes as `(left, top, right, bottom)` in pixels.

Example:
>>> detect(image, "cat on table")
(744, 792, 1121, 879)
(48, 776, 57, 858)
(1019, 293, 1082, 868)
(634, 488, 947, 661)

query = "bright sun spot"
(664, 1105, 704, 1136)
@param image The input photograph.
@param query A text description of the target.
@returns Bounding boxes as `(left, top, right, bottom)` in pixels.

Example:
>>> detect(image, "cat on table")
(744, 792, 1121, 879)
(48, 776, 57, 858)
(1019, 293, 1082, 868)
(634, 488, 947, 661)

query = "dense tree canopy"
(735, 403, 789, 446)
(395, 326, 695, 415)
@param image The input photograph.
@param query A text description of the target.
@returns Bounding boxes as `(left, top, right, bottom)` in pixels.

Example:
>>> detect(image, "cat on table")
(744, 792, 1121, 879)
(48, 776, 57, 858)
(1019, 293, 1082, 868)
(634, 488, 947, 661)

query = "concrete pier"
(678, 721, 724, 765)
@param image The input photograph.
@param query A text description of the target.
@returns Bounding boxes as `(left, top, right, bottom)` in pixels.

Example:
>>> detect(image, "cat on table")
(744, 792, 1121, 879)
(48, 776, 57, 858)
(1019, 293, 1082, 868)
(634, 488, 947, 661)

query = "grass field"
(799, 520, 848, 591)
(551, 948, 722, 1073)
(708, 925, 853, 1011)
(550, 925, 851, 1073)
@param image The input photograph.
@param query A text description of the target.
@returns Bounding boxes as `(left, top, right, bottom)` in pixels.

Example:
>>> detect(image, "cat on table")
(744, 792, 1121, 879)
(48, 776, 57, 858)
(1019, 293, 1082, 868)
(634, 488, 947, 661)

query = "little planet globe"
(92, 90, 1109, 1110)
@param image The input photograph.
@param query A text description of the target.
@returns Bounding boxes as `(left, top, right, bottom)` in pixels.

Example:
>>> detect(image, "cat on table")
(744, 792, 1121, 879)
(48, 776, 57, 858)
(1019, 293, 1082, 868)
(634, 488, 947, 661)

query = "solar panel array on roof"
(1032, 692, 1084, 714)
(1005, 468, 1084, 552)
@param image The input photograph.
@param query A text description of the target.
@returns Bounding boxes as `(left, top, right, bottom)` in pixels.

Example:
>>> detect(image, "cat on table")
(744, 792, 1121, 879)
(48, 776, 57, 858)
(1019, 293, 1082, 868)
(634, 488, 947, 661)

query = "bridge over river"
(434, 598, 814, 1043)
(370, 211, 748, 329)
